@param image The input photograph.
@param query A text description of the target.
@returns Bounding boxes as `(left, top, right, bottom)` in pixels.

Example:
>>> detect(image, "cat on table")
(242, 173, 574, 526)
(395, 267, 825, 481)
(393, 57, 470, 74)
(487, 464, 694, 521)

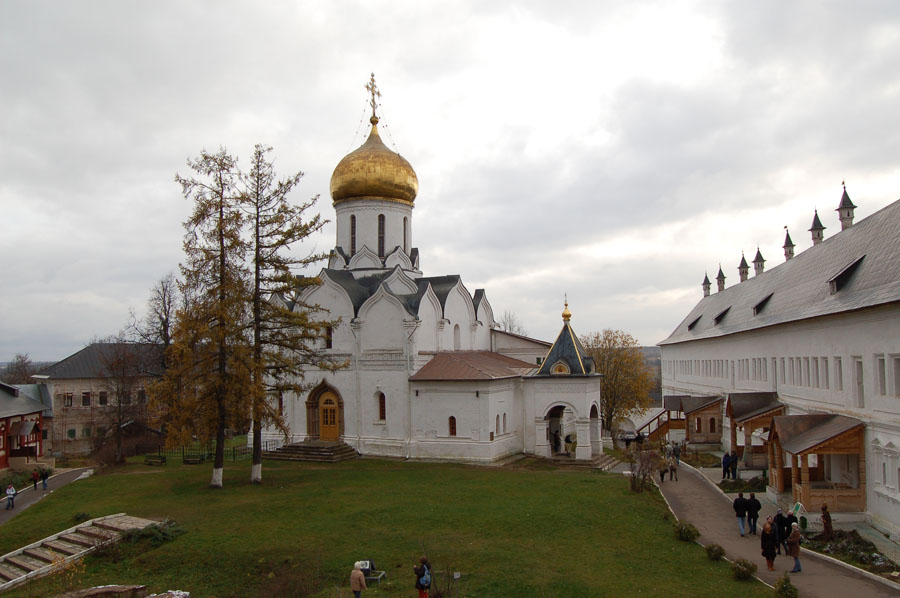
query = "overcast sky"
(2, 1, 899, 362)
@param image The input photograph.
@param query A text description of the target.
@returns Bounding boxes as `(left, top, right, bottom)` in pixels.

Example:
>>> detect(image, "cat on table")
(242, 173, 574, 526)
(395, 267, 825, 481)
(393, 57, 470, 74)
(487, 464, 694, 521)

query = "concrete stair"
(0, 513, 158, 593)
(544, 453, 621, 471)
(263, 440, 358, 463)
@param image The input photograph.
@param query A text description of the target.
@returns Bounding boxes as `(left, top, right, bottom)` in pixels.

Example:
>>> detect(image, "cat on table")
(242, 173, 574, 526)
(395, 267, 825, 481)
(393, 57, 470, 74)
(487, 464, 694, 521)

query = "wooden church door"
(319, 393, 339, 441)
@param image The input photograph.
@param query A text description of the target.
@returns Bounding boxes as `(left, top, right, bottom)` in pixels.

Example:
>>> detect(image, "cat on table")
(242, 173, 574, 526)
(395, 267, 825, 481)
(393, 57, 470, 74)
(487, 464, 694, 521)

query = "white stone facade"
(660, 196, 900, 537)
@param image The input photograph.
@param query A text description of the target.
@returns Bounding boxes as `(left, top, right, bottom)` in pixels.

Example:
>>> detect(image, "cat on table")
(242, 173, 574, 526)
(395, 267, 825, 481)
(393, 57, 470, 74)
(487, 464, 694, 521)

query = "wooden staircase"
(263, 440, 358, 463)
(0, 513, 158, 593)
(638, 411, 685, 443)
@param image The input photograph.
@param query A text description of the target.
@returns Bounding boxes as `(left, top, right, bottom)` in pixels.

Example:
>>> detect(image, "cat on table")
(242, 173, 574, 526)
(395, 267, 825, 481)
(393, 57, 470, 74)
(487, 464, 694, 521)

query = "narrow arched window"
(350, 215, 356, 256)
(449, 416, 457, 437)
(453, 324, 461, 350)
(378, 392, 386, 421)
(403, 216, 408, 253)
(695, 417, 702, 433)
(503, 413, 507, 433)
(496, 414, 500, 434)
(709, 417, 716, 434)
(378, 214, 385, 257)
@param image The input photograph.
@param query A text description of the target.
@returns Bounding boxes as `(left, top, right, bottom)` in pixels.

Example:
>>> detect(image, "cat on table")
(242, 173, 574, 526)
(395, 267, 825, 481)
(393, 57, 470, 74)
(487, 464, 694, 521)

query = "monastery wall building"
(659, 188, 900, 537)
(261, 84, 603, 463)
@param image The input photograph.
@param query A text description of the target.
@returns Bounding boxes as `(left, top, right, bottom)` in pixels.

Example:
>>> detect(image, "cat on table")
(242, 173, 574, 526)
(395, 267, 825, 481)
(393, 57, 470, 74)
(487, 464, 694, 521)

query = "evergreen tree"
(241, 144, 343, 484)
(159, 148, 251, 488)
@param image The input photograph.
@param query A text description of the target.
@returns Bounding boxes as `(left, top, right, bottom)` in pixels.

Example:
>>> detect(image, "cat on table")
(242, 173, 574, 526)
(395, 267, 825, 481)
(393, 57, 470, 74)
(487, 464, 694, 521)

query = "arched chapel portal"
(306, 382, 344, 442)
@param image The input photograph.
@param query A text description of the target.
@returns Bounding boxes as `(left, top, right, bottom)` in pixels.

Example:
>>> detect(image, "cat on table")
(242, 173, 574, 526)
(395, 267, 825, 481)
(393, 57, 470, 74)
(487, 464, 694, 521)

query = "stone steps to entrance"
(263, 441, 358, 463)
(0, 513, 158, 594)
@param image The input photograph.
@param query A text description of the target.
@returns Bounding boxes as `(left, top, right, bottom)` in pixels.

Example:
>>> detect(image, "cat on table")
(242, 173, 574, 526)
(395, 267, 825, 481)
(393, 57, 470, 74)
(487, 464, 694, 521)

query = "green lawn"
(0, 458, 772, 597)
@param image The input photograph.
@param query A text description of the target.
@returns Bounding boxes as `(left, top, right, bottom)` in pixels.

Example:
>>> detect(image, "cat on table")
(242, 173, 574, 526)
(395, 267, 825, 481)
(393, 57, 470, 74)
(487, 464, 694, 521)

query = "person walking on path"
(787, 522, 803, 573)
(5, 484, 15, 510)
(350, 561, 367, 598)
(733, 492, 749, 536)
(730, 450, 738, 479)
(673, 442, 681, 465)
(722, 452, 731, 479)
(668, 455, 678, 481)
(31, 469, 39, 490)
(413, 556, 431, 598)
(760, 521, 778, 571)
(658, 455, 668, 484)
(746, 492, 761, 535)
(40, 468, 49, 490)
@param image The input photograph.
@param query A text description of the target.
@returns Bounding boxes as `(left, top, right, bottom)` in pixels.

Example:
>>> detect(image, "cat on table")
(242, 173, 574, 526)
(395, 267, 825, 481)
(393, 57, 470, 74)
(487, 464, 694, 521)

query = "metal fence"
(135, 439, 283, 462)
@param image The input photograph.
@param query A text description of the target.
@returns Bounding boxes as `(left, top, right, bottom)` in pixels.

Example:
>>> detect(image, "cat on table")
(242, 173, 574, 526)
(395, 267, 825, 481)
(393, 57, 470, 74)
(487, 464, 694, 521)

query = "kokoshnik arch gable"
(258, 76, 604, 462)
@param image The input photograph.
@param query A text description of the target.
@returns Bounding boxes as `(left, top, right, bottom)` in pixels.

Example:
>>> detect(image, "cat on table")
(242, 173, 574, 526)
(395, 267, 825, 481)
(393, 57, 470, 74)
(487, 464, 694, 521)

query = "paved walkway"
(657, 464, 898, 597)
(1, 469, 91, 526)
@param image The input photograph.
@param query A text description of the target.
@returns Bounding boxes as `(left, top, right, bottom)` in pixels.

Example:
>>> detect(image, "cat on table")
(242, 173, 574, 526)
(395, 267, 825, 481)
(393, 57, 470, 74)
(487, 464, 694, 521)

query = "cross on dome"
(365, 72, 381, 122)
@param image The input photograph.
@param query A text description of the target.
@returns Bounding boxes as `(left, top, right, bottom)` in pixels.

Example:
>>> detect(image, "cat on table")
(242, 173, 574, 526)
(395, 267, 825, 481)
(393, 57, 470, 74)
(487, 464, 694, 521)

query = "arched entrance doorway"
(319, 392, 340, 441)
(545, 405, 566, 455)
(590, 404, 601, 456)
(306, 382, 344, 442)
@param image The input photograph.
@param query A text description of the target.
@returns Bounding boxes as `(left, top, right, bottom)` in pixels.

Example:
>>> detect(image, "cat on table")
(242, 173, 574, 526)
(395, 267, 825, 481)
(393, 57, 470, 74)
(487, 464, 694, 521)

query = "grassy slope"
(0, 459, 772, 597)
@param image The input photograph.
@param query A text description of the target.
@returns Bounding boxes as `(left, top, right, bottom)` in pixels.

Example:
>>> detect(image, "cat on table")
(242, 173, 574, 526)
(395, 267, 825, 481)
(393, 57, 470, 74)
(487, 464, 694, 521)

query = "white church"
(261, 85, 603, 463)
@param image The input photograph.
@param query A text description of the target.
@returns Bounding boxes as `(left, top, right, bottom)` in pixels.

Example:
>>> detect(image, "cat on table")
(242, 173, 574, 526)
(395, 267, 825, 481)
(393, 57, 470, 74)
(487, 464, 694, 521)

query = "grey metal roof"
(660, 198, 900, 345)
(0, 382, 47, 419)
(770, 414, 863, 455)
(726, 392, 781, 422)
(40, 343, 164, 379)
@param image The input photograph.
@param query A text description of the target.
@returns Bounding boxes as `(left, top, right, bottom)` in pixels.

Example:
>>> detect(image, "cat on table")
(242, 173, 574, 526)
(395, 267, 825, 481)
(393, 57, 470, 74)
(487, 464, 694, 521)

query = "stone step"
(77, 525, 119, 541)
(5, 554, 46, 573)
(0, 562, 28, 582)
(43, 539, 83, 555)
(59, 533, 100, 548)
(23, 547, 63, 564)
(263, 442, 358, 463)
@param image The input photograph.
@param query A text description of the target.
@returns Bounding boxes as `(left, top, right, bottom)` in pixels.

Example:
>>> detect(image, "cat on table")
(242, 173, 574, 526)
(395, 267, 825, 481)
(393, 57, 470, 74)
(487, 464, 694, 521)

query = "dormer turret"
(738, 253, 749, 282)
(783, 228, 795, 261)
(809, 210, 826, 245)
(716, 265, 726, 292)
(836, 182, 856, 230)
(702, 273, 711, 297)
(753, 248, 765, 276)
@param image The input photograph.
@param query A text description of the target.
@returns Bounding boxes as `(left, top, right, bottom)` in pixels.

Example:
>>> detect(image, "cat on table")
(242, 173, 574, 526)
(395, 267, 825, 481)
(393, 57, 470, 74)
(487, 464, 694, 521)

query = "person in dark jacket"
(746, 492, 762, 535)
(760, 521, 778, 571)
(773, 509, 787, 554)
(730, 451, 738, 479)
(414, 556, 431, 598)
(722, 452, 731, 479)
(733, 492, 749, 537)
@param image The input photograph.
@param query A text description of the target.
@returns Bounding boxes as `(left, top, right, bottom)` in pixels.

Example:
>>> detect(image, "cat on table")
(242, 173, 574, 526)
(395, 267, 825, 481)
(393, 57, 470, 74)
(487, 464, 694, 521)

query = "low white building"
(659, 188, 900, 536)
(261, 92, 603, 462)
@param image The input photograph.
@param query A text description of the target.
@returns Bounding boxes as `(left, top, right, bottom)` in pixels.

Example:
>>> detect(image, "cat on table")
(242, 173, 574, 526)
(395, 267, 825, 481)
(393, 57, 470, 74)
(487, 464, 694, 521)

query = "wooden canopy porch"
(767, 414, 866, 512)
(727, 392, 783, 467)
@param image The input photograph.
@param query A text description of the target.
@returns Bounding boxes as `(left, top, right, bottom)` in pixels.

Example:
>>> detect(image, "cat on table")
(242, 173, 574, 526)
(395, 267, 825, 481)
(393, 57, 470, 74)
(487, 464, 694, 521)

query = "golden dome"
(562, 300, 572, 322)
(330, 116, 418, 205)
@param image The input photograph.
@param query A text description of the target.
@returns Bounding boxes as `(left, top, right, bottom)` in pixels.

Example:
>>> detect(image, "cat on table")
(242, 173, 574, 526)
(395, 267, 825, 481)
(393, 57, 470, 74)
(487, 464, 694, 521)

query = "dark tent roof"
(535, 321, 594, 376)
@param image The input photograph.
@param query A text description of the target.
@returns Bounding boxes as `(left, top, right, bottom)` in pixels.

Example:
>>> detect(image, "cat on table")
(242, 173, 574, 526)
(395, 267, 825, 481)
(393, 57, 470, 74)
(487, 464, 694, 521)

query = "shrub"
(731, 558, 757, 580)
(674, 521, 700, 542)
(705, 543, 725, 561)
(120, 519, 185, 547)
(774, 573, 799, 598)
(72, 512, 92, 523)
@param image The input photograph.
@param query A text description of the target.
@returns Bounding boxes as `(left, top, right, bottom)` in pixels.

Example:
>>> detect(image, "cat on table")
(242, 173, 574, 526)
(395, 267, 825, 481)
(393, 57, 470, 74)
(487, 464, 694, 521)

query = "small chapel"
(261, 77, 603, 462)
